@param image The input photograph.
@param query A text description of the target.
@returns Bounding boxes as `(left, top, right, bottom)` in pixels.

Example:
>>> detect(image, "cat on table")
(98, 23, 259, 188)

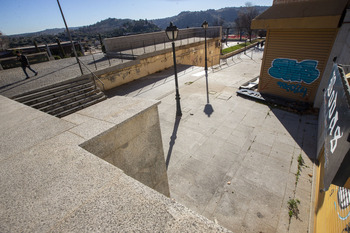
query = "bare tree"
(237, 3, 259, 42)
(234, 13, 244, 41)
(213, 17, 225, 27)
(0, 31, 9, 51)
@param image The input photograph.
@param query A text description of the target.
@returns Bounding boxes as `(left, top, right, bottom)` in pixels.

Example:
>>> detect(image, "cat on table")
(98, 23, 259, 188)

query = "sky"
(0, 0, 273, 35)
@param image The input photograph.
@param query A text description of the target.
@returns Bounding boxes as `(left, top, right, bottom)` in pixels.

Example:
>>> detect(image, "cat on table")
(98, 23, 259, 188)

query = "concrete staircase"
(12, 77, 107, 118)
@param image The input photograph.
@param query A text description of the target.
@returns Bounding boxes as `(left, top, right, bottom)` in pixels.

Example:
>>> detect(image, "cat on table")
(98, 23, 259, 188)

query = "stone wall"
(92, 38, 221, 91)
(104, 27, 221, 52)
(78, 99, 170, 196)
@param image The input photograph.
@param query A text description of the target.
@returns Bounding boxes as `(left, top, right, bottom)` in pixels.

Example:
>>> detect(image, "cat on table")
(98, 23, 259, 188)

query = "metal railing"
(104, 27, 222, 55)
(78, 58, 105, 91)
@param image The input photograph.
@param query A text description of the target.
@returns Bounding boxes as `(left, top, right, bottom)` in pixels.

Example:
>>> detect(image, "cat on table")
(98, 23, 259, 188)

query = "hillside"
(151, 6, 269, 29)
(4, 5, 269, 49)
(6, 19, 161, 48)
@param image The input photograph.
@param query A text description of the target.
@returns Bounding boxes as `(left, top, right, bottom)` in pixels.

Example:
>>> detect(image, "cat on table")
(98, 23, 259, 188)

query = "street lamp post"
(165, 22, 182, 117)
(202, 21, 209, 103)
(57, 0, 83, 75)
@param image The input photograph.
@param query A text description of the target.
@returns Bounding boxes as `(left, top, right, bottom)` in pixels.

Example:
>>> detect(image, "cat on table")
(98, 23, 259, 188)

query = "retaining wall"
(90, 38, 221, 91)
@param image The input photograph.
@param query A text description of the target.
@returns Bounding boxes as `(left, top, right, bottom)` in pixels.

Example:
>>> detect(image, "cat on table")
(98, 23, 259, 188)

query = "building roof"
(251, 0, 350, 29)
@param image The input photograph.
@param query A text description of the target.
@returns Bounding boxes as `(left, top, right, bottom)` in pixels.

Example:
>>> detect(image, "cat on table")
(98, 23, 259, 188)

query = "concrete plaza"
(106, 48, 316, 233)
(0, 46, 316, 232)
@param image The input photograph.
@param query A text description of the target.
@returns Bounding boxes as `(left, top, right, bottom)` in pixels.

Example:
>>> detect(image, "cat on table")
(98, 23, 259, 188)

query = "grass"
(222, 42, 252, 54)
(221, 39, 259, 55)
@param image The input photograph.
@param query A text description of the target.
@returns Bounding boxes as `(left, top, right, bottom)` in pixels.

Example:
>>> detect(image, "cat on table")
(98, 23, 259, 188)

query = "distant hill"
(75, 18, 161, 37)
(151, 6, 269, 29)
(4, 5, 269, 49)
(6, 19, 161, 48)
(9, 27, 79, 38)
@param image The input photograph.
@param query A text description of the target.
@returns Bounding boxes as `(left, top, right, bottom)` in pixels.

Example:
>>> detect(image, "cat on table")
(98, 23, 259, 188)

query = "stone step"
(54, 95, 107, 118)
(47, 92, 106, 116)
(14, 79, 94, 104)
(38, 89, 100, 112)
(11, 75, 107, 118)
(29, 85, 95, 108)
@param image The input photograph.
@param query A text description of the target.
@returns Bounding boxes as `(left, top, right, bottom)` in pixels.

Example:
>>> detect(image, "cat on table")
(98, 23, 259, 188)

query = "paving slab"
(107, 47, 317, 232)
(1, 45, 317, 232)
(0, 93, 230, 232)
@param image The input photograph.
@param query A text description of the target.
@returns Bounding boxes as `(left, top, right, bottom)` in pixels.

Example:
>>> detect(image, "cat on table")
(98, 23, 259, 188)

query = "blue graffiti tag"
(268, 58, 320, 84)
(277, 81, 308, 97)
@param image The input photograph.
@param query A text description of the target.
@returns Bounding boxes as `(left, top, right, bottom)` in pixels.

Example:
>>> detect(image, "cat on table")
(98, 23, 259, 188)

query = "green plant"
(298, 154, 304, 167)
(222, 43, 251, 54)
(295, 154, 305, 186)
(288, 198, 300, 219)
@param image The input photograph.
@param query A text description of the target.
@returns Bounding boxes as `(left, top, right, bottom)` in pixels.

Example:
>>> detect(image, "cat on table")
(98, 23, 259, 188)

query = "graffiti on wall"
(268, 58, 320, 97)
(276, 81, 308, 97)
(336, 187, 350, 220)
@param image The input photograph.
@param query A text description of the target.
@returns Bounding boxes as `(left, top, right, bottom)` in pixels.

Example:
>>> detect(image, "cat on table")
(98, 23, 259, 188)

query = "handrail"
(78, 58, 105, 91)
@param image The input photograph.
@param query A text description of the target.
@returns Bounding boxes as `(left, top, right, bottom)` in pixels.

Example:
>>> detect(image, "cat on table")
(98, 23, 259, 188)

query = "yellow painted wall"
(97, 39, 221, 91)
(314, 152, 350, 233)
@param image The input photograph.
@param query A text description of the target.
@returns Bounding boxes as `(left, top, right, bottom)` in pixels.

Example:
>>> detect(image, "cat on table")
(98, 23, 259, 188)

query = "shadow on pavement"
(166, 116, 181, 169)
(204, 103, 214, 117)
(270, 107, 318, 161)
(0, 63, 77, 97)
(105, 65, 192, 98)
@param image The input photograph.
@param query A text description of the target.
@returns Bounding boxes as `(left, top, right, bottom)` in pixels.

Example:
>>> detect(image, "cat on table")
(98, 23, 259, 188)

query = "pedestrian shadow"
(166, 116, 181, 169)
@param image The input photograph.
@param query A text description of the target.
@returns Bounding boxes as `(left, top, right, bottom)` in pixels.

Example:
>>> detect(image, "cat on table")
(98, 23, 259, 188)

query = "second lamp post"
(202, 20, 209, 103)
(165, 22, 182, 117)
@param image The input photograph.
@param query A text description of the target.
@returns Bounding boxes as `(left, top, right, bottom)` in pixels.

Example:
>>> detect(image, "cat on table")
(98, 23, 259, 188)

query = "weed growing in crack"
(295, 154, 305, 186)
(288, 198, 300, 220)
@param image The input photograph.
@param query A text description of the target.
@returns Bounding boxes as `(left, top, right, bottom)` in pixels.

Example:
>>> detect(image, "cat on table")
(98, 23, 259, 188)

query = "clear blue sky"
(0, 0, 272, 35)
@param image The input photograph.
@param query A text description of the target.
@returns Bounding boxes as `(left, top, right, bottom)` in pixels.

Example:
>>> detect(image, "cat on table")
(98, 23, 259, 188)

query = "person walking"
(16, 51, 38, 79)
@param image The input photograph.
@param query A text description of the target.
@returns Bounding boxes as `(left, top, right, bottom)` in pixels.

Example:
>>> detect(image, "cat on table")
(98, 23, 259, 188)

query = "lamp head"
(201, 20, 209, 29)
(165, 22, 179, 41)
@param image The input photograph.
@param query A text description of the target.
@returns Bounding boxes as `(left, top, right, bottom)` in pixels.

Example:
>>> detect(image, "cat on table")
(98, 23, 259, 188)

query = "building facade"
(252, 1, 350, 232)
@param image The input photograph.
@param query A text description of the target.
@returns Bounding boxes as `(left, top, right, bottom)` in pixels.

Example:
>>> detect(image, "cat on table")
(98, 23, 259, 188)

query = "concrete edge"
(308, 160, 318, 233)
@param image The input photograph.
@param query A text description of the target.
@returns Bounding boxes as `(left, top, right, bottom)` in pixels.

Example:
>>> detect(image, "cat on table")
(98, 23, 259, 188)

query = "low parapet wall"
(78, 98, 170, 196)
(104, 27, 221, 53)
(89, 38, 221, 91)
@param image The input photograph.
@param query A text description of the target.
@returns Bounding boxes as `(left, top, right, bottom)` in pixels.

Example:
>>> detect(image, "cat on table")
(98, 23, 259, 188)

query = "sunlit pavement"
(108, 48, 315, 233)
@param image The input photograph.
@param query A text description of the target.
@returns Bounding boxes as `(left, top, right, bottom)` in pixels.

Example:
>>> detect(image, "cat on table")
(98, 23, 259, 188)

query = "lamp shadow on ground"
(166, 115, 181, 169)
(204, 103, 214, 117)
(203, 87, 214, 117)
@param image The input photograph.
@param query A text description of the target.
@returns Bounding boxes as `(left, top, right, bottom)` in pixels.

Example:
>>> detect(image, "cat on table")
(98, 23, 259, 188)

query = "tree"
(258, 30, 267, 38)
(0, 31, 9, 51)
(237, 3, 260, 42)
(234, 13, 244, 41)
(213, 17, 225, 26)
